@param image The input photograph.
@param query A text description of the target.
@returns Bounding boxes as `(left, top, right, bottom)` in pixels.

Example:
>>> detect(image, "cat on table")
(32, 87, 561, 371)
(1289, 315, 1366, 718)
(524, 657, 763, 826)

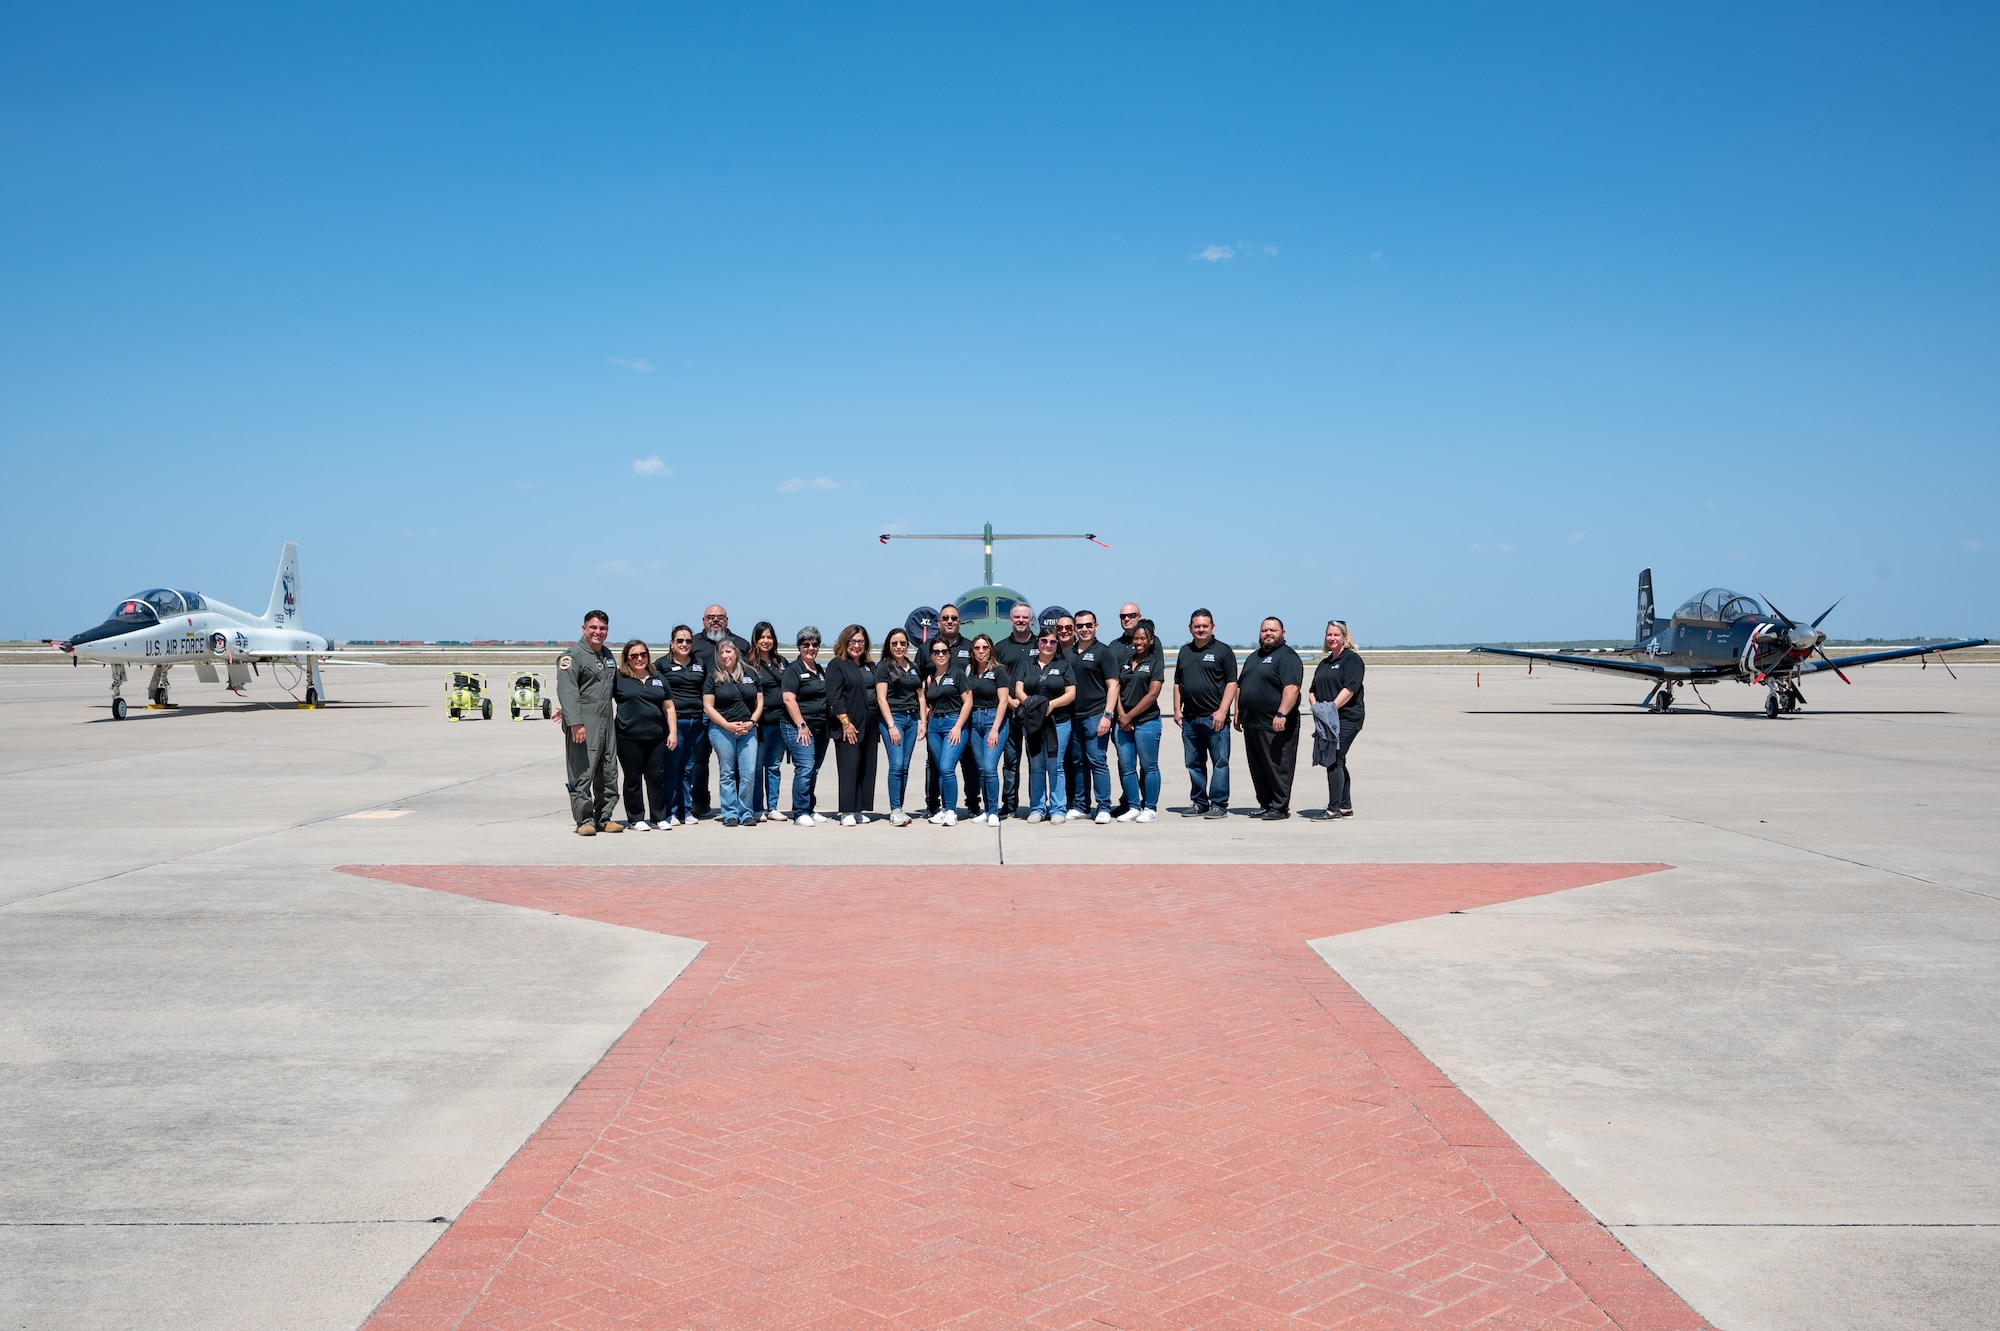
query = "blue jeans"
(968, 708, 1009, 811)
(1025, 718, 1070, 816)
(881, 713, 920, 811)
(1114, 716, 1163, 812)
(753, 723, 784, 813)
(927, 714, 967, 811)
(708, 723, 758, 822)
(781, 720, 829, 815)
(1067, 711, 1113, 813)
(662, 717, 701, 821)
(1180, 715, 1231, 810)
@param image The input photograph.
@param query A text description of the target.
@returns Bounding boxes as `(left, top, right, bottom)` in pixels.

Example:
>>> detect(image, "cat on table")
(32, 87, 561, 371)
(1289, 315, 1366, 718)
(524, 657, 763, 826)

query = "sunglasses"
(628, 649, 650, 658)
(1120, 612, 1140, 620)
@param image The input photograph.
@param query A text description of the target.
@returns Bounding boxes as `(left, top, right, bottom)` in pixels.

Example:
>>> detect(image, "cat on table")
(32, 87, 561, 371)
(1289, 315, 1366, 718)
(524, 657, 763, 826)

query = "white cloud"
(608, 357, 654, 372)
(1568, 529, 1589, 543)
(777, 476, 851, 492)
(1192, 244, 1236, 262)
(592, 558, 635, 576)
(632, 456, 672, 476)
(1370, 251, 1383, 261)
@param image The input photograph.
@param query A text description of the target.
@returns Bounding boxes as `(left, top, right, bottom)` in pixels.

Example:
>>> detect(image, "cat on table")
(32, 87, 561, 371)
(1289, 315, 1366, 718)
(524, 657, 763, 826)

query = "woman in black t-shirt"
(780, 626, 831, 824)
(702, 638, 764, 827)
(1309, 620, 1366, 817)
(874, 628, 923, 825)
(612, 638, 674, 830)
(824, 624, 878, 825)
(964, 635, 1013, 826)
(1112, 619, 1165, 821)
(1014, 628, 1077, 821)
(658, 625, 705, 826)
(746, 621, 788, 822)
(921, 639, 973, 824)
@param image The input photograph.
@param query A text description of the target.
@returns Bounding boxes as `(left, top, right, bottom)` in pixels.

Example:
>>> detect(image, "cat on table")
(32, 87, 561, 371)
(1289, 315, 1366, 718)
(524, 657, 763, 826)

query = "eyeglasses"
(800, 639, 821, 647)
(1119, 611, 1140, 621)
(703, 613, 725, 621)
(931, 648, 949, 656)
(939, 614, 959, 622)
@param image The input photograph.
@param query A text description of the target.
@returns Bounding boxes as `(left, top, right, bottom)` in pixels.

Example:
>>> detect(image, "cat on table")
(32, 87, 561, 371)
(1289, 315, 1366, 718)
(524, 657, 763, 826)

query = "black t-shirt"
(874, 656, 922, 715)
(781, 659, 828, 723)
(924, 669, 967, 719)
(967, 664, 1012, 709)
(660, 657, 707, 713)
(1175, 639, 1238, 717)
(824, 658, 876, 726)
(748, 657, 786, 723)
(690, 631, 752, 673)
(1068, 640, 1125, 716)
(1116, 649, 1165, 725)
(1312, 651, 1366, 726)
(703, 671, 761, 724)
(1017, 655, 1076, 721)
(1237, 643, 1305, 729)
(613, 671, 669, 741)
(994, 634, 1038, 680)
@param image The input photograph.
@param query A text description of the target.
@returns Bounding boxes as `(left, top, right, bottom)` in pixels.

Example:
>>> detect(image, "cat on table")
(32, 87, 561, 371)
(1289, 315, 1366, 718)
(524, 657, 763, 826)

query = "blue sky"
(3, 2, 1995, 646)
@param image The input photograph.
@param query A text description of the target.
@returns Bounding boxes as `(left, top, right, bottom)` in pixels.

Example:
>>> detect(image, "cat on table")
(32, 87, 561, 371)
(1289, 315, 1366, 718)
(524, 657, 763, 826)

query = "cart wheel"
(112, 696, 128, 721)
(481, 698, 493, 721)
(510, 707, 520, 719)
(449, 707, 460, 720)
(541, 699, 551, 719)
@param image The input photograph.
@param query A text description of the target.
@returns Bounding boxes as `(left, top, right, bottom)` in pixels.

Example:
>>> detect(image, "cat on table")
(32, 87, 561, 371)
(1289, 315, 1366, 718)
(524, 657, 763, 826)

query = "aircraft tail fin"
(265, 542, 301, 627)
(1635, 567, 1656, 642)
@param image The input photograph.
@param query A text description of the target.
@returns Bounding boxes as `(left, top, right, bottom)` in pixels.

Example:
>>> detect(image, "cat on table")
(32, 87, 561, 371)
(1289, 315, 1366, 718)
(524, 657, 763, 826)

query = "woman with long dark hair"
(874, 626, 923, 826)
(922, 638, 972, 826)
(964, 634, 1013, 826)
(659, 624, 705, 826)
(702, 638, 764, 827)
(613, 638, 674, 830)
(825, 624, 878, 826)
(1112, 618, 1165, 822)
(747, 621, 788, 823)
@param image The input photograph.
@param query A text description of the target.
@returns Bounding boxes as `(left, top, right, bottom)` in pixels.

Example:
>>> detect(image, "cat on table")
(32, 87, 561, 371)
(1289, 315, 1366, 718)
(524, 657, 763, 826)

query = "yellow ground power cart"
(445, 671, 492, 721)
(509, 672, 552, 721)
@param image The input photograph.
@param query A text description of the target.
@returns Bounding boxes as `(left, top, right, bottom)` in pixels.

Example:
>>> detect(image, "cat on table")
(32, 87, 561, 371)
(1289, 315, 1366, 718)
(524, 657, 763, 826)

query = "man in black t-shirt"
(1062, 610, 1123, 821)
(992, 602, 1039, 818)
(1174, 609, 1238, 818)
(688, 605, 752, 818)
(1234, 617, 1304, 818)
(922, 606, 985, 815)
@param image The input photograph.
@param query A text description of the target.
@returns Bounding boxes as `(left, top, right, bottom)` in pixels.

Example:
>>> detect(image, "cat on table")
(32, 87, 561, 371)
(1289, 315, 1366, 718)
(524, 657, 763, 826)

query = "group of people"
(553, 601, 1364, 834)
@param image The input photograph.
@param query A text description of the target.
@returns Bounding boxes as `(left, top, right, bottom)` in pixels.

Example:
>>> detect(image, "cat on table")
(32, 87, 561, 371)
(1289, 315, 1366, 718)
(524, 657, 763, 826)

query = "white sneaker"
(928, 810, 947, 825)
(942, 810, 958, 826)
(841, 814, 858, 827)
(1136, 809, 1158, 823)
(1094, 810, 1112, 825)
(1026, 811, 1044, 824)
(795, 814, 813, 827)
(1116, 808, 1141, 822)
(890, 810, 912, 827)
(987, 812, 1002, 826)
(628, 820, 649, 831)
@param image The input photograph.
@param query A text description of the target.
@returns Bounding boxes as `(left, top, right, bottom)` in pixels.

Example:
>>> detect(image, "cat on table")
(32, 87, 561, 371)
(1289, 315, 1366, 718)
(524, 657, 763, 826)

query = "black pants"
(1242, 718, 1300, 813)
(617, 732, 668, 824)
(835, 716, 879, 814)
(1324, 715, 1362, 812)
(1000, 722, 1024, 814)
(688, 723, 712, 815)
(925, 727, 987, 813)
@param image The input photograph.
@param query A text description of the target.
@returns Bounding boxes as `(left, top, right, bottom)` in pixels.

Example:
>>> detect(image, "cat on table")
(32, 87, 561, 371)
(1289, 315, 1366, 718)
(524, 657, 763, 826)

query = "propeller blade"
(1814, 645, 1851, 684)
(1810, 596, 1844, 629)
(1760, 595, 1797, 629)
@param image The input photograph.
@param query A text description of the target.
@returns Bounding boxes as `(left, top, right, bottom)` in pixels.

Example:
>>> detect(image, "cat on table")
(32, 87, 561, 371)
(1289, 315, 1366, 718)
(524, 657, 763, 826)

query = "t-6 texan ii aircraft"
(1472, 569, 1988, 717)
(56, 542, 344, 719)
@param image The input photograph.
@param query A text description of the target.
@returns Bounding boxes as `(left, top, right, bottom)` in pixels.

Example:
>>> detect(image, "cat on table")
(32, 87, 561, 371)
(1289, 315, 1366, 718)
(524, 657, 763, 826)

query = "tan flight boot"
(600, 821, 625, 833)
(576, 823, 597, 836)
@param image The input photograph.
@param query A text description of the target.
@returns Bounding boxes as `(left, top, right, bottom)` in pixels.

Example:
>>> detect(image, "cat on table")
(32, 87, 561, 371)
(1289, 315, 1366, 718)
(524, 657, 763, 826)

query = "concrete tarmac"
(1, 659, 1995, 1329)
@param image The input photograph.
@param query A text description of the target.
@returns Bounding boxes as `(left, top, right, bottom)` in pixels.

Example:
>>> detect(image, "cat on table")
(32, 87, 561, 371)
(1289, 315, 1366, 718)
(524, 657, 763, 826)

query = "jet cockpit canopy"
(128, 589, 208, 619)
(1674, 588, 1767, 624)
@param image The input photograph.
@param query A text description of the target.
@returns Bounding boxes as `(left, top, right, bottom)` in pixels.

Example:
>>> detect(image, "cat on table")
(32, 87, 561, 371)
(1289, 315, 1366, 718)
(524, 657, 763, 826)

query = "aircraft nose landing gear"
(1650, 687, 1676, 712)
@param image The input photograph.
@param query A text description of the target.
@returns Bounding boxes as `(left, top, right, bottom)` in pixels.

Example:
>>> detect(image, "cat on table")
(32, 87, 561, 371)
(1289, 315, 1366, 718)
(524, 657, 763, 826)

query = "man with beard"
(1234, 616, 1303, 819)
(688, 604, 752, 819)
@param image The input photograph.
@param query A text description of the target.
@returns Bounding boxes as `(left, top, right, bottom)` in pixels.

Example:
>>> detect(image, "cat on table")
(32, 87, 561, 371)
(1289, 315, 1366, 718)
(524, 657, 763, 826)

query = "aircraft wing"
(1799, 638, 1989, 674)
(1467, 647, 1729, 681)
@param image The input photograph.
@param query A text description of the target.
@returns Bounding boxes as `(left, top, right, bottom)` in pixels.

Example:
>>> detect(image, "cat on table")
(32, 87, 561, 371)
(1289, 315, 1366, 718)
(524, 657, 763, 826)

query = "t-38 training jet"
(56, 542, 344, 719)
(1473, 569, 1988, 717)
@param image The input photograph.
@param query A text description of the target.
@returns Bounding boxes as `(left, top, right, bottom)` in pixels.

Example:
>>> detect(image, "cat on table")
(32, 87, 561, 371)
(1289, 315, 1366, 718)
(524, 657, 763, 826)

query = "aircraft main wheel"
(112, 697, 127, 721)
(1764, 694, 1780, 718)
(305, 686, 320, 706)
(481, 698, 493, 720)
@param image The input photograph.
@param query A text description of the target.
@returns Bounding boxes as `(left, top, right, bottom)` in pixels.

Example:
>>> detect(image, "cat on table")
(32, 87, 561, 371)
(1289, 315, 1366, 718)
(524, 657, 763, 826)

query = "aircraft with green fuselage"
(879, 523, 1108, 644)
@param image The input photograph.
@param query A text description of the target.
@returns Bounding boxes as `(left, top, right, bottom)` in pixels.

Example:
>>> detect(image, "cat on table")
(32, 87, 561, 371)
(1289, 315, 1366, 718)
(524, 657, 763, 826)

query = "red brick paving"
(341, 862, 1705, 1331)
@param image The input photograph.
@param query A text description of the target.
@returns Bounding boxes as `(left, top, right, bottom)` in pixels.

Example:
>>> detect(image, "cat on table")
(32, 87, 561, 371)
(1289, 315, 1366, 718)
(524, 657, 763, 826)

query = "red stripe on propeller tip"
(1090, 537, 1112, 548)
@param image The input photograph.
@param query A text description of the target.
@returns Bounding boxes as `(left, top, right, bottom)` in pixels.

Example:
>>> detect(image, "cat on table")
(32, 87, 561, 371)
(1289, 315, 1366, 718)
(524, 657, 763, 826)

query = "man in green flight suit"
(556, 609, 623, 835)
